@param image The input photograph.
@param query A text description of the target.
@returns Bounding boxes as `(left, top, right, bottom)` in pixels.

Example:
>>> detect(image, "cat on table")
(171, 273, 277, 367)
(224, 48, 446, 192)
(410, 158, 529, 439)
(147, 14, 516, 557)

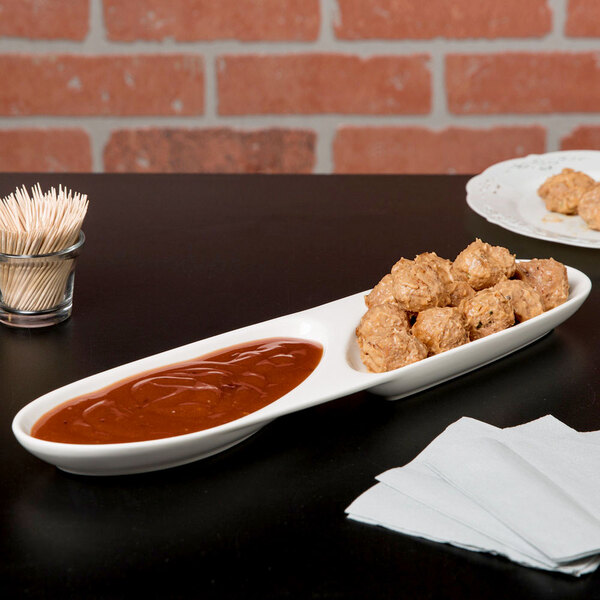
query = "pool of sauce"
(32, 338, 323, 444)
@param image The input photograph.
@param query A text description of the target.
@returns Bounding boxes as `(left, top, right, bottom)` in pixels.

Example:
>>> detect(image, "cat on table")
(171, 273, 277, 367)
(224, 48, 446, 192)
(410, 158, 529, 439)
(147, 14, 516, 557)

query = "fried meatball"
(460, 289, 515, 340)
(357, 329, 427, 373)
(493, 279, 544, 323)
(538, 168, 596, 215)
(417, 251, 476, 307)
(356, 303, 410, 340)
(447, 280, 476, 307)
(579, 185, 600, 231)
(365, 273, 396, 308)
(452, 239, 516, 290)
(412, 307, 469, 356)
(514, 259, 569, 311)
(391, 258, 449, 312)
(415, 252, 453, 286)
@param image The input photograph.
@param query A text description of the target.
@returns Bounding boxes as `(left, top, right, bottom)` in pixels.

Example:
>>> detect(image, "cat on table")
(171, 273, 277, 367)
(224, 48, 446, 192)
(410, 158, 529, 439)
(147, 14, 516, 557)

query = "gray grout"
(4, 114, 600, 127)
(3, 35, 600, 53)
(314, 0, 337, 171)
(548, 0, 567, 42)
(87, 0, 106, 171)
(87, 0, 106, 46)
(0, 0, 598, 172)
(87, 121, 111, 173)
(546, 0, 567, 154)
(429, 46, 446, 122)
(202, 52, 217, 122)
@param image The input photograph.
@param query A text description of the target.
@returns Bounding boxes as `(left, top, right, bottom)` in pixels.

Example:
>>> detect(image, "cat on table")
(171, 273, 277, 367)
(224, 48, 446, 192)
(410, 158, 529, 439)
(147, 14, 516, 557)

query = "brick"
(561, 127, 600, 150)
(334, 126, 546, 174)
(218, 54, 431, 115)
(0, 55, 204, 116)
(335, 0, 551, 39)
(446, 53, 600, 114)
(103, 129, 316, 173)
(566, 0, 600, 36)
(0, 0, 89, 40)
(103, 0, 319, 41)
(0, 129, 91, 172)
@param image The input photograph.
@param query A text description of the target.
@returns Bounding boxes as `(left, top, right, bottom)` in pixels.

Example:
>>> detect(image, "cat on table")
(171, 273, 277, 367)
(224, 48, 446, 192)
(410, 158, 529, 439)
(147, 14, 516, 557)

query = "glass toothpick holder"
(0, 231, 85, 328)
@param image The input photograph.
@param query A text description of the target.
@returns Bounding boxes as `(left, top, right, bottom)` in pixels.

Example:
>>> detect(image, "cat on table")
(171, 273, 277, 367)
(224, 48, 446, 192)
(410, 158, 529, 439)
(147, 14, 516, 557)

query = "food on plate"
(492, 279, 544, 323)
(514, 258, 569, 311)
(537, 167, 600, 231)
(415, 252, 454, 286)
(357, 302, 410, 338)
(32, 338, 323, 444)
(537, 168, 595, 215)
(578, 185, 600, 231)
(460, 288, 515, 340)
(390, 257, 449, 312)
(357, 327, 427, 373)
(365, 273, 395, 308)
(412, 307, 469, 355)
(447, 280, 475, 307)
(356, 303, 425, 372)
(357, 240, 569, 372)
(452, 239, 516, 290)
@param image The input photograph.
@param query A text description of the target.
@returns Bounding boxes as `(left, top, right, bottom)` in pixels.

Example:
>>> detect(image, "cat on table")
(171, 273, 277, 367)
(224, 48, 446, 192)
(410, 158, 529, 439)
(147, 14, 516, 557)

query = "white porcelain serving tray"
(12, 264, 591, 476)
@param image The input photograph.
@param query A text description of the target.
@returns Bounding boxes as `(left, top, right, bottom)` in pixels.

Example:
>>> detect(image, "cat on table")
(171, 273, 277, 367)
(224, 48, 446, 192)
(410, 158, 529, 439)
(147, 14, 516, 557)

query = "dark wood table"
(1, 174, 599, 599)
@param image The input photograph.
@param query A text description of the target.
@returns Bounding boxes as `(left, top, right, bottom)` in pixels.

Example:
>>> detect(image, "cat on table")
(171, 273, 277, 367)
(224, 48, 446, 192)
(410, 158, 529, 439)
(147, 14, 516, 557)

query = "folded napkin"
(346, 416, 600, 576)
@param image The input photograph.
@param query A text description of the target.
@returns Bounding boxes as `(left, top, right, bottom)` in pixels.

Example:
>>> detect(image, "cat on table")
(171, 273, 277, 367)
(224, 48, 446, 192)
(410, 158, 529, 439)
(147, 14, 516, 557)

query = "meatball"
(514, 259, 569, 311)
(412, 307, 469, 356)
(391, 258, 449, 312)
(365, 273, 396, 308)
(493, 279, 544, 323)
(452, 239, 516, 290)
(357, 329, 427, 373)
(447, 280, 475, 307)
(579, 185, 600, 231)
(417, 251, 476, 307)
(538, 168, 596, 215)
(415, 252, 453, 286)
(460, 288, 515, 340)
(356, 303, 409, 340)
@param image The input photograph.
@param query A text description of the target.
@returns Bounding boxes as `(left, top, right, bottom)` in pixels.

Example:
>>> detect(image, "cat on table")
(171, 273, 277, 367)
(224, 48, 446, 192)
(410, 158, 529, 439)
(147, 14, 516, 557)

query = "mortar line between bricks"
(86, 0, 106, 171)
(429, 44, 447, 123)
(87, 0, 106, 46)
(314, 0, 339, 171)
(202, 51, 218, 122)
(546, 0, 571, 150)
(314, 122, 336, 173)
(319, 0, 338, 45)
(2, 38, 600, 55)
(87, 121, 112, 173)
(4, 115, 600, 127)
(547, 0, 568, 42)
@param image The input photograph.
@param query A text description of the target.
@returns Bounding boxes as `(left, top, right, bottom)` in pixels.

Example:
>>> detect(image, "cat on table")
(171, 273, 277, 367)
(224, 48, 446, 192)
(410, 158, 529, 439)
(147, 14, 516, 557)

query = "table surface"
(1, 174, 599, 599)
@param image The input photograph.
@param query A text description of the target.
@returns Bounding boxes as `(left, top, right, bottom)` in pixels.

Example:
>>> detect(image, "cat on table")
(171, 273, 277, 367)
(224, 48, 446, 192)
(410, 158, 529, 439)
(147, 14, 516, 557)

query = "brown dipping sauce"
(32, 338, 323, 445)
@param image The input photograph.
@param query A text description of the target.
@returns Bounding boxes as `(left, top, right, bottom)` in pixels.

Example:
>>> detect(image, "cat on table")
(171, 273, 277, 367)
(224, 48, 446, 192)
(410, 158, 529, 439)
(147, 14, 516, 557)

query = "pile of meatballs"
(356, 239, 569, 373)
(538, 167, 600, 231)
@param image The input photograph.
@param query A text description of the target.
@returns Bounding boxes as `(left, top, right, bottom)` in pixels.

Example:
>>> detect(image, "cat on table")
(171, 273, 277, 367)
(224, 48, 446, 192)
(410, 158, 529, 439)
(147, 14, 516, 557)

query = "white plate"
(467, 151, 600, 248)
(12, 264, 591, 476)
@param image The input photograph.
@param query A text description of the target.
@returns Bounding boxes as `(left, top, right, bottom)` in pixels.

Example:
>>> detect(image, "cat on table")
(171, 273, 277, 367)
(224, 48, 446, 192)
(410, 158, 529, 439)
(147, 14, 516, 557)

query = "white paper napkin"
(346, 415, 600, 576)
(347, 482, 599, 576)
(421, 418, 600, 562)
(424, 437, 600, 563)
(378, 462, 566, 569)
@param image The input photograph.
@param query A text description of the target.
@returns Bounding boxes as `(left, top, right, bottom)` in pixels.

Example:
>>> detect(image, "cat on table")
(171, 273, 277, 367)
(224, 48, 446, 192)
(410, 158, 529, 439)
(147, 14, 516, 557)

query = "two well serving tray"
(12, 264, 591, 476)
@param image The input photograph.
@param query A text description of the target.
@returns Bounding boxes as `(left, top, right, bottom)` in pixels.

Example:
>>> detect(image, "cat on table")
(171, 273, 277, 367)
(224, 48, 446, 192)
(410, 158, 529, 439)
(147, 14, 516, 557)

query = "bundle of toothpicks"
(0, 184, 88, 312)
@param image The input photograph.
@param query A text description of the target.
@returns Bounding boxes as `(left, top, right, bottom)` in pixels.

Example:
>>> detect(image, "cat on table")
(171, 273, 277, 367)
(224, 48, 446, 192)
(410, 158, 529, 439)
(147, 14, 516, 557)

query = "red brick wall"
(0, 0, 599, 174)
